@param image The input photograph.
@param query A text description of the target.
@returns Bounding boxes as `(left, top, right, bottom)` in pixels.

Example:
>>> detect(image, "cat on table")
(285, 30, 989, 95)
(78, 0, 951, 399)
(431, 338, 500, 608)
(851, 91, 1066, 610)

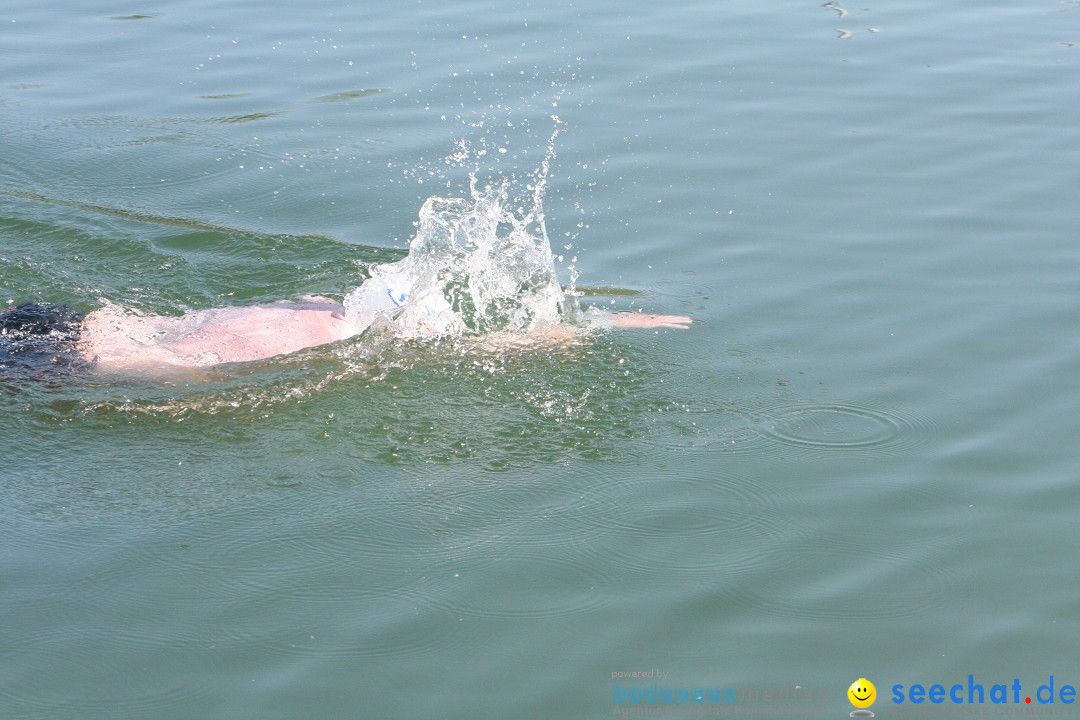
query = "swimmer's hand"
(610, 312, 692, 330)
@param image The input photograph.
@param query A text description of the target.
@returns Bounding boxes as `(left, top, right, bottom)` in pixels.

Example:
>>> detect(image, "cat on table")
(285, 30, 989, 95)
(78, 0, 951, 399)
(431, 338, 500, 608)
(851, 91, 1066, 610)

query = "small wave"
(310, 88, 389, 103)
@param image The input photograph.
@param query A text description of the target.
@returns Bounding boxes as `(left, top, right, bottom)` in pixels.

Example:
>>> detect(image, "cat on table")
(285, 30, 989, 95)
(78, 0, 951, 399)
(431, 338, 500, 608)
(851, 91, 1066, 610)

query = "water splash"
(345, 122, 576, 339)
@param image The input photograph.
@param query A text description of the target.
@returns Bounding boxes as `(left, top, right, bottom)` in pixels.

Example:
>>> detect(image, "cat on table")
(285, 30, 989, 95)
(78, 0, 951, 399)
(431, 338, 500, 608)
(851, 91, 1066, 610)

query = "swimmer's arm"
(580, 309, 692, 330)
(512, 310, 692, 346)
(608, 312, 692, 329)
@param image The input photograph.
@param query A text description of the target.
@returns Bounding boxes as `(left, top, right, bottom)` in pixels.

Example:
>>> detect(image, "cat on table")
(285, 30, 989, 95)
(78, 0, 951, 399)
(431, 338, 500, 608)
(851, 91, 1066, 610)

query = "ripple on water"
(310, 88, 390, 103)
(215, 583, 469, 660)
(635, 403, 764, 460)
(421, 550, 621, 620)
(0, 525, 160, 639)
(651, 277, 718, 308)
(587, 470, 788, 541)
(751, 402, 939, 457)
(0, 629, 216, 716)
(19, 112, 285, 198)
(578, 466, 808, 583)
(723, 532, 968, 623)
(392, 464, 629, 553)
(641, 400, 940, 462)
(387, 447, 789, 567)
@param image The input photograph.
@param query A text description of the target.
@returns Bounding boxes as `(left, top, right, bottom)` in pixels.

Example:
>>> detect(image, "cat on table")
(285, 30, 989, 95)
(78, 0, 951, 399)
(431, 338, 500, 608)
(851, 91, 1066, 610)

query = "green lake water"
(3, 1, 1080, 718)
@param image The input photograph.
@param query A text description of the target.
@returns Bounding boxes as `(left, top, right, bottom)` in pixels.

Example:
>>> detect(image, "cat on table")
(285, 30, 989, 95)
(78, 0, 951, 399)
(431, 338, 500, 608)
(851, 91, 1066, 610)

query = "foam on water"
(345, 124, 577, 339)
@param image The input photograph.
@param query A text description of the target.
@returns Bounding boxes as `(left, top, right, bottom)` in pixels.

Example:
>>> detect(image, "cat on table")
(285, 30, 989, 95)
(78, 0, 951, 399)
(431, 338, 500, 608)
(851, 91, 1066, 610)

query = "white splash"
(345, 126, 575, 339)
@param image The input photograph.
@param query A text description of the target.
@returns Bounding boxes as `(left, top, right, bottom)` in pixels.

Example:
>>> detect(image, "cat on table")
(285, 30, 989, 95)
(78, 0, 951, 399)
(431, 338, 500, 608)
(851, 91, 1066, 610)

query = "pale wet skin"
(77, 298, 356, 372)
(77, 293, 691, 374)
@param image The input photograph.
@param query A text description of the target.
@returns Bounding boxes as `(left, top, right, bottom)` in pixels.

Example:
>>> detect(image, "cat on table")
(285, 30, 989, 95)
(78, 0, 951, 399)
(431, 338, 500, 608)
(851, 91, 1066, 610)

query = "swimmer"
(3, 280, 690, 375)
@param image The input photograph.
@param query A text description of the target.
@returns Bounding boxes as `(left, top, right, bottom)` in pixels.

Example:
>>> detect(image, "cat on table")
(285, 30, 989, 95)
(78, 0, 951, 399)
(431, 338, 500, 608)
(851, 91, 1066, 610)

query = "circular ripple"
(758, 404, 902, 448)
(752, 403, 937, 455)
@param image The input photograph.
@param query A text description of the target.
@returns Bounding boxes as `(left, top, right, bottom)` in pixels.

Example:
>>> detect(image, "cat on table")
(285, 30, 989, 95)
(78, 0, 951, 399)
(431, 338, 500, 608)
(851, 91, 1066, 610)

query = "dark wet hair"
(0, 303, 87, 376)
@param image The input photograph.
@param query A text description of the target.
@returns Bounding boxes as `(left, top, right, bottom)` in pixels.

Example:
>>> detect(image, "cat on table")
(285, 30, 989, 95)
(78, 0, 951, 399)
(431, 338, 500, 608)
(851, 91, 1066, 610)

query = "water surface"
(3, 0, 1080, 718)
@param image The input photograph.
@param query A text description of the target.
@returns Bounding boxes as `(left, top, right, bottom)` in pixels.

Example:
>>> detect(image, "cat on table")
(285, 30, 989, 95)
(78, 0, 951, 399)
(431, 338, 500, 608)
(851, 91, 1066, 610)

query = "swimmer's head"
(343, 272, 409, 333)
(1, 303, 83, 337)
(344, 261, 464, 339)
(0, 302, 88, 377)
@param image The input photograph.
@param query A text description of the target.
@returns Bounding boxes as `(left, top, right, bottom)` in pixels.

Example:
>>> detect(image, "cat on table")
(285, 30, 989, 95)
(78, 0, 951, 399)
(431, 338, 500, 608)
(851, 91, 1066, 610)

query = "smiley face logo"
(848, 678, 876, 709)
